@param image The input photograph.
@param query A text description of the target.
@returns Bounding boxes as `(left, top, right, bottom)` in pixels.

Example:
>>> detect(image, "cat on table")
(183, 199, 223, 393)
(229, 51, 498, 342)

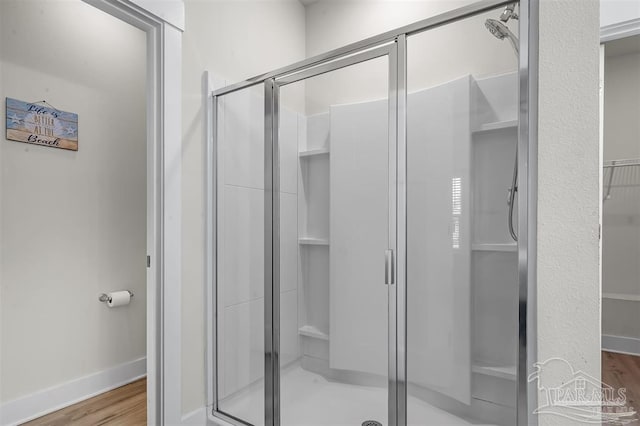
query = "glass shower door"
(405, 5, 519, 426)
(274, 47, 397, 426)
(211, 4, 528, 424)
(214, 83, 267, 426)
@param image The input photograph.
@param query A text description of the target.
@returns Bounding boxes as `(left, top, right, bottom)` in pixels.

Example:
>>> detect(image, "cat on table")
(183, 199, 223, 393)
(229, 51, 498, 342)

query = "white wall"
(537, 1, 601, 425)
(303, 1, 517, 114)
(602, 49, 640, 341)
(305, 0, 469, 57)
(603, 51, 640, 161)
(0, 0, 146, 405)
(601, 0, 640, 28)
(181, 0, 306, 415)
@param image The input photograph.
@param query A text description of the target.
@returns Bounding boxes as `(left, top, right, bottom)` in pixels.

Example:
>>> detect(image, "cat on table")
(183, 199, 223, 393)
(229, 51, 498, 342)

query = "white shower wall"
(217, 68, 519, 426)
(216, 88, 301, 403)
(304, 1, 518, 115)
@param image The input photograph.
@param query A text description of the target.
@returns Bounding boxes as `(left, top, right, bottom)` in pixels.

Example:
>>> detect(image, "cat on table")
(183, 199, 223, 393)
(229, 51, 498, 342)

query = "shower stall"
(206, 1, 536, 425)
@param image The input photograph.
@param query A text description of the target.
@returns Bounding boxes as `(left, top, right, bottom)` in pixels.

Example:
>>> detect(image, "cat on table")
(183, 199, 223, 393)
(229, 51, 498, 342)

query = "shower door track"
(206, 1, 539, 425)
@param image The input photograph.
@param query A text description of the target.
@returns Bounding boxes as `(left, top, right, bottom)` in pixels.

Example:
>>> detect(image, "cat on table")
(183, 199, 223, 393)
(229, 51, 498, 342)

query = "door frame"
(80, 1, 183, 424)
(208, 1, 539, 425)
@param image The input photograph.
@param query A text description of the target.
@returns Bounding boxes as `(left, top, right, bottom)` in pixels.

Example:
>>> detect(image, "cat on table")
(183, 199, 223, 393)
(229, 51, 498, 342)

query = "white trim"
(602, 335, 640, 356)
(79, 1, 183, 424)
(182, 407, 208, 425)
(161, 22, 184, 425)
(0, 358, 146, 426)
(603, 292, 640, 302)
(601, 17, 640, 43)
(129, 0, 184, 30)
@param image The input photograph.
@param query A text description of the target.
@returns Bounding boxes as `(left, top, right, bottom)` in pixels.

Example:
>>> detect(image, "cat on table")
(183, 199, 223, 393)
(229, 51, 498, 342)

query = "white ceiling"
(298, 0, 319, 6)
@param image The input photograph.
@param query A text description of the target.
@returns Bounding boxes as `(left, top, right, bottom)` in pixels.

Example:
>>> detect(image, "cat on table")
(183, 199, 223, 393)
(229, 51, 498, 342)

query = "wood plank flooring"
(23, 378, 146, 426)
(602, 351, 640, 411)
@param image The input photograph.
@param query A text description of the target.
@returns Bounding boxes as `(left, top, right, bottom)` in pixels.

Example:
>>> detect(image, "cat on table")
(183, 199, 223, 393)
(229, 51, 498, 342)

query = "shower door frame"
(267, 43, 400, 426)
(207, 0, 538, 425)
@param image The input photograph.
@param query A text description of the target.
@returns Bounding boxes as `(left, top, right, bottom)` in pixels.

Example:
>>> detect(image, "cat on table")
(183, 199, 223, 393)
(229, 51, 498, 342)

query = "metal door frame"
(207, 0, 538, 424)
(266, 42, 399, 426)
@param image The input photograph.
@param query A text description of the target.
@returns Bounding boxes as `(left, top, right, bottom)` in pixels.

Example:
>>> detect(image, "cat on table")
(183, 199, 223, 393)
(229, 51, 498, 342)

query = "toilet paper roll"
(107, 291, 131, 308)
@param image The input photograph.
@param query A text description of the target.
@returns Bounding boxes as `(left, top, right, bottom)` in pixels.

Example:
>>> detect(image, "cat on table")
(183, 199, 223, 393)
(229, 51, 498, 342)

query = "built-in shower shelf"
(299, 148, 330, 158)
(472, 243, 517, 252)
(299, 237, 329, 246)
(473, 119, 518, 134)
(298, 325, 329, 340)
(472, 364, 517, 381)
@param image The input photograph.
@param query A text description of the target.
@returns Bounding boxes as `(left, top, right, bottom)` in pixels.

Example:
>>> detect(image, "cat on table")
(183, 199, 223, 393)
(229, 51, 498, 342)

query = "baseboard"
(0, 357, 146, 426)
(182, 406, 207, 424)
(603, 334, 640, 356)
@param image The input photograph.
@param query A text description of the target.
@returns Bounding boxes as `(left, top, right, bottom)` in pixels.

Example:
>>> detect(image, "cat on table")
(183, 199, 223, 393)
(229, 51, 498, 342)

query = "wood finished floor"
(602, 351, 640, 411)
(22, 352, 640, 425)
(23, 378, 146, 426)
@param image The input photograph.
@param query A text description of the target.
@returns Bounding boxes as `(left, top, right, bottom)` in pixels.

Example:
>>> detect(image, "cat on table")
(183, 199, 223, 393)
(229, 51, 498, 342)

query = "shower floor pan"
(218, 364, 497, 426)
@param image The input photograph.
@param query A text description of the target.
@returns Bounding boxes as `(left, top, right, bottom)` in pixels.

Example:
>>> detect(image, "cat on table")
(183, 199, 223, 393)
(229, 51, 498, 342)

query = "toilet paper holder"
(98, 291, 134, 303)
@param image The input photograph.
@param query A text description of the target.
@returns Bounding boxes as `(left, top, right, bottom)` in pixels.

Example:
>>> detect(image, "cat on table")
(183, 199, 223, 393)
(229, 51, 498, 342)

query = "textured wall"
(536, 0, 601, 425)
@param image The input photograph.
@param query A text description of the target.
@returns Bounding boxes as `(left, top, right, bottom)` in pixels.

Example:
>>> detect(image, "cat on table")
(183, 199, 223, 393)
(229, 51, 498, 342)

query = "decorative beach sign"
(5, 98, 78, 151)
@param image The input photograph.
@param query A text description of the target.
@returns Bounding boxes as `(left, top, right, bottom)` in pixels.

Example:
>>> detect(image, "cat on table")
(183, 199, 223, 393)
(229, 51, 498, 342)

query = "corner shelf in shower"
(472, 363, 517, 381)
(299, 237, 329, 246)
(472, 119, 518, 134)
(299, 148, 330, 158)
(471, 243, 517, 252)
(298, 325, 329, 341)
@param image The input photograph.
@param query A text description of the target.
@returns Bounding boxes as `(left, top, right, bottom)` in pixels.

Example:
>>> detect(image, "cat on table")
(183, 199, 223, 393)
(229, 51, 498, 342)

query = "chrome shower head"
(485, 18, 519, 55)
(485, 18, 509, 40)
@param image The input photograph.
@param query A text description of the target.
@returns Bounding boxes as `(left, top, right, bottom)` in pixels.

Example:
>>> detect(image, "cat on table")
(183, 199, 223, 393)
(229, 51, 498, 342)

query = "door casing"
(80, 1, 184, 424)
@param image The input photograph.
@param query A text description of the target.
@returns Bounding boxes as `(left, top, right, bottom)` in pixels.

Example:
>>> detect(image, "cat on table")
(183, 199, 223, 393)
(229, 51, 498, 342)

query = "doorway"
(0, 0, 182, 423)
(600, 32, 640, 414)
(0, 1, 147, 424)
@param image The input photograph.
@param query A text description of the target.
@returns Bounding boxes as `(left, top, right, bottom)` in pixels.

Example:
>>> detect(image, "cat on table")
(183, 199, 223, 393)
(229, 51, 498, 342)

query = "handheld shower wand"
(485, 4, 519, 241)
(484, 18, 519, 55)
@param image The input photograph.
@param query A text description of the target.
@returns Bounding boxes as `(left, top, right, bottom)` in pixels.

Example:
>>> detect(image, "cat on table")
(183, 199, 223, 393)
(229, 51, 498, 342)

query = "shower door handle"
(385, 249, 395, 285)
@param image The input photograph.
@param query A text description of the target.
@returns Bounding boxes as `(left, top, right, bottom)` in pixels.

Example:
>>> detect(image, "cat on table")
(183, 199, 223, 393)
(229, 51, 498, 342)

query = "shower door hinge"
(147, 255, 151, 268)
(385, 249, 395, 285)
